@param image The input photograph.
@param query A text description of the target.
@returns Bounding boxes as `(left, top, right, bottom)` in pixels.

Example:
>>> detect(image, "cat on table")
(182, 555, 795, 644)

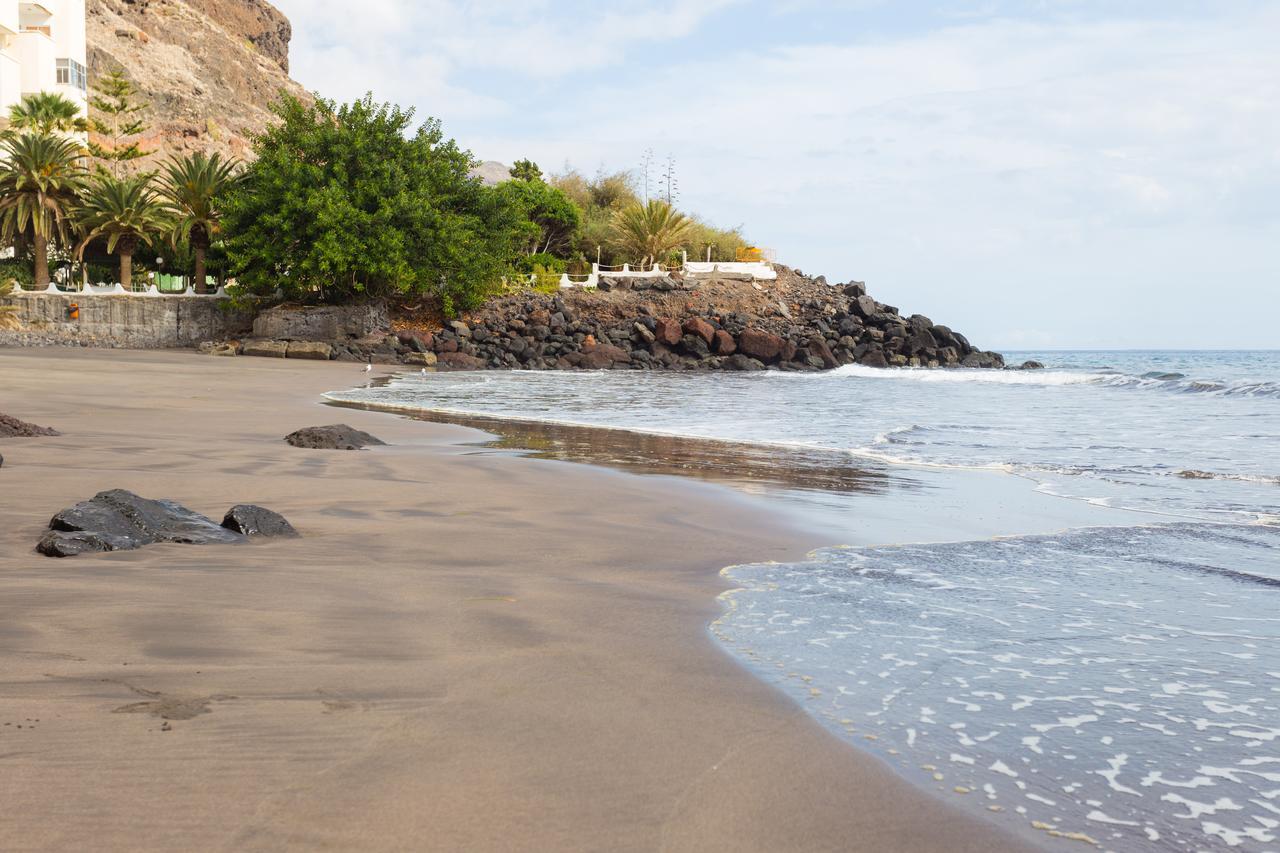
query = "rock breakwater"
(229, 267, 1005, 372)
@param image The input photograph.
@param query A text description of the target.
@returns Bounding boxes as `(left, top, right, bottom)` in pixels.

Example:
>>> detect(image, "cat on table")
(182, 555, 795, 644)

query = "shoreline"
(0, 348, 1033, 851)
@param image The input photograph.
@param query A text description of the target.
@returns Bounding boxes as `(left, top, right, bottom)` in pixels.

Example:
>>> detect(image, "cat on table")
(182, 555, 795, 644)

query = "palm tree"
(160, 152, 240, 293)
(0, 133, 86, 287)
(0, 279, 21, 330)
(76, 174, 172, 291)
(7, 92, 88, 136)
(610, 199, 693, 266)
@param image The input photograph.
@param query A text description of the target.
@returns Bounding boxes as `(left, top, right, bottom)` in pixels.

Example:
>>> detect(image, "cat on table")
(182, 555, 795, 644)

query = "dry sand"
(0, 348, 1033, 852)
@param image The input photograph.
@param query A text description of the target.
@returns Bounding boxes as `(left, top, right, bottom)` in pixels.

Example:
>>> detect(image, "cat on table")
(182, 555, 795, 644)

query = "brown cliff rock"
(87, 0, 309, 164)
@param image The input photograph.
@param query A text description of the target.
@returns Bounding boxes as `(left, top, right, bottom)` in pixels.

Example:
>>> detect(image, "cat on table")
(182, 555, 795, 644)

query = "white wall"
(0, 0, 87, 122)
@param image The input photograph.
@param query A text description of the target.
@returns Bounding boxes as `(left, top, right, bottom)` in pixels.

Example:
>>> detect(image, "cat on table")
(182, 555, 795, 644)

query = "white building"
(0, 1, 88, 126)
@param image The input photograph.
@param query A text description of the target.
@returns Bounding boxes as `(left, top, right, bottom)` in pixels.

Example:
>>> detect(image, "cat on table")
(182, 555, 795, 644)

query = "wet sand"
(0, 348, 1033, 852)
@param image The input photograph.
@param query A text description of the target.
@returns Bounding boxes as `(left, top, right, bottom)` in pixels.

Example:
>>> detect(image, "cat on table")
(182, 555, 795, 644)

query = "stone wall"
(0, 293, 254, 349)
(252, 302, 390, 341)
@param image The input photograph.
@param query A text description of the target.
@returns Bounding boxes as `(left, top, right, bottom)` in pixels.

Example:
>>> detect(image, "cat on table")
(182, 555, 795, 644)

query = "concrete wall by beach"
(0, 292, 253, 348)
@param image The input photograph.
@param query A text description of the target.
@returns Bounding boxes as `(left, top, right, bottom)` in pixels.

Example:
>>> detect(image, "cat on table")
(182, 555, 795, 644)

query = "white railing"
(556, 258, 776, 289)
(19, 282, 231, 298)
(683, 261, 778, 280)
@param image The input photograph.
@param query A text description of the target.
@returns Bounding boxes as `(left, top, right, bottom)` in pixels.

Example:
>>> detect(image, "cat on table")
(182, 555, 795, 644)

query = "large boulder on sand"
(284, 424, 386, 450)
(37, 489, 247, 557)
(221, 505, 299, 538)
(286, 341, 333, 360)
(243, 339, 288, 358)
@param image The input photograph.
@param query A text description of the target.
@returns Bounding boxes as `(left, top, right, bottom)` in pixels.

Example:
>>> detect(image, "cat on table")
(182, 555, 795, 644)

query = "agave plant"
(0, 279, 20, 330)
(7, 92, 89, 136)
(160, 152, 241, 293)
(76, 174, 173, 291)
(0, 133, 87, 287)
(609, 199, 693, 266)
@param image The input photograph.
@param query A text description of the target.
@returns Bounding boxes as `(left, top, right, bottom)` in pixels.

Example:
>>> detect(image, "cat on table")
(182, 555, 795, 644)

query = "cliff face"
(86, 0, 308, 164)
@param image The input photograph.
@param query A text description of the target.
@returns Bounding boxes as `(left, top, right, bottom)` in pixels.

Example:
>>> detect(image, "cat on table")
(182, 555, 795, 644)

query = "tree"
(222, 93, 524, 313)
(0, 133, 86, 287)
(496, 176, 581, 257)
(610, 199, 693, 265)
(87, 68, 148, 175)
(160, 152, 240, 293)
(509, 159, 543, 182)
(8, 92, 88, 136)
(75, 174, 172, 290)
(0, 279, 20, 330)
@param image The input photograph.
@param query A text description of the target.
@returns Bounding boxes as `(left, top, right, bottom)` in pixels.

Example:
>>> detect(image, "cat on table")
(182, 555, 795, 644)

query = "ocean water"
(328, 351, 1280, 851)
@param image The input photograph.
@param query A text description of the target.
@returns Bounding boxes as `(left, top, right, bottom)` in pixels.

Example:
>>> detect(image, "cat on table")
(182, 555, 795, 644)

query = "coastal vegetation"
(75, 175, 172, 291)
(160, 153, 240, 294)
(0, 83, 747, 314)
(0, 132, 86, 288)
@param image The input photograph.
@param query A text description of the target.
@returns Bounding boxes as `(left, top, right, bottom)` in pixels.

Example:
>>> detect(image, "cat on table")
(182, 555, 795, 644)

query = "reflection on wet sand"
(326, 400, 903, 500)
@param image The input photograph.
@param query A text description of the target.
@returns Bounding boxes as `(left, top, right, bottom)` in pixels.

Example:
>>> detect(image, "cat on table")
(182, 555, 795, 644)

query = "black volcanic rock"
(221, 505, 299, 538)
(38, 490, 245, 558)
(0, 413, 59, 437)
(284, 424, 386, 450)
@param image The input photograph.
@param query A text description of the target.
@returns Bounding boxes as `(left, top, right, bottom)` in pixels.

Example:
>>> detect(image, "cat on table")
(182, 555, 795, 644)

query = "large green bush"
(221, 94, 525, 314)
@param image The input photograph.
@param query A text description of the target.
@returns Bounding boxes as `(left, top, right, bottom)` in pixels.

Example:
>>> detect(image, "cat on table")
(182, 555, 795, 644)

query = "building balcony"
(16, 27, 55, 93)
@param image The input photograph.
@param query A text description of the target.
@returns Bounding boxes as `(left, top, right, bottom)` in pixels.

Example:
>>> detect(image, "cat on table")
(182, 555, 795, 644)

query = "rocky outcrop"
(36, 489, 294, 557)
(87, 0, 309, 164)
(209, 268, 1002, 373)
(423, 268, 1003, 373)
(284, 425, 385, 451)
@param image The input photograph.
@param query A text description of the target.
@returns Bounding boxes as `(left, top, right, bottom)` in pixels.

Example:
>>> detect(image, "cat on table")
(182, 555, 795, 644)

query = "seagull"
(420, 368, 427, 376)
(363, 362, 372, 373)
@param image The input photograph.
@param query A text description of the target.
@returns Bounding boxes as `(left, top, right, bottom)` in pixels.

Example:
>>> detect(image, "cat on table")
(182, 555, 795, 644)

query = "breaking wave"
(827, 364, 1280, 398)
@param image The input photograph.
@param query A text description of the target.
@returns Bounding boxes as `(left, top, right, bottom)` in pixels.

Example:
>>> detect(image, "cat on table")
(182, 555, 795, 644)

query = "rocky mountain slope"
(86, 0, 308, 163)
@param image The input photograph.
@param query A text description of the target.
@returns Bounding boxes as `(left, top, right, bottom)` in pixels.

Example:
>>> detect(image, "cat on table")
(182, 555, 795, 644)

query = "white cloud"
(272, 1, 1280, 348)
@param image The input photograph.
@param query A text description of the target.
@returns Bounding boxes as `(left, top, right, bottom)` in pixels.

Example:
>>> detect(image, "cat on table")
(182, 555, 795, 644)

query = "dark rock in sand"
(284, 424, 386, 450)
(221, 505, 299, 538)
(0, 413, 60, 437)
(38, 489, 245, 558)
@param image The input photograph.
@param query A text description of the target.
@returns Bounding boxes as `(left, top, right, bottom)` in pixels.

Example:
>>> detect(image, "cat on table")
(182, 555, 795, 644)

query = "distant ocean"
(329, 351, 1280, 851)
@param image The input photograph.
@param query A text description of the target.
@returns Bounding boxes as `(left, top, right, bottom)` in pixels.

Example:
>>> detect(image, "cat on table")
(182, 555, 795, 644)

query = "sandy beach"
(0, 348, 1031, 852)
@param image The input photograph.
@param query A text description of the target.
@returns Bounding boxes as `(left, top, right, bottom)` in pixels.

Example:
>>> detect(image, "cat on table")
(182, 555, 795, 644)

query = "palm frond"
(75, 173, 174, 259)
(609, 200, 694, 264)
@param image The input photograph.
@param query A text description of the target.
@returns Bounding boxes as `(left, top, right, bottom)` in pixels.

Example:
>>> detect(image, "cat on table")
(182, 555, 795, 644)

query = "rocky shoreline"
(223, 268, 1008, 372)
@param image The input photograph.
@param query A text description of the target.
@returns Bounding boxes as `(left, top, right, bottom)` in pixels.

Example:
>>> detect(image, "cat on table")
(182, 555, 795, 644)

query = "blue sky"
(270, 1, 1279, 349)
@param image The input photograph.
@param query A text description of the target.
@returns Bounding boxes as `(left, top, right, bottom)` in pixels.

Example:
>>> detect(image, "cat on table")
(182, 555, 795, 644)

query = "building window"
(56, 58, 87, 92)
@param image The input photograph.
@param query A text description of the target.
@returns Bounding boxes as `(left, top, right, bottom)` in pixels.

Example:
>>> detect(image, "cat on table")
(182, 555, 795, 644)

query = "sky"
(269, 0, 1279, 349)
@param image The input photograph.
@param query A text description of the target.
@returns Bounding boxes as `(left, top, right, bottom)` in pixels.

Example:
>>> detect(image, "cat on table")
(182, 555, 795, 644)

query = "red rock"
(713, 330, 737, 355)
(808, 338, 837, 369)
(653, 318, 683, 346)
(436, 352, 487, 370)
(682, 317, 715, 345)
(737, 329, 785, 361)
(579, 342, 631, 369)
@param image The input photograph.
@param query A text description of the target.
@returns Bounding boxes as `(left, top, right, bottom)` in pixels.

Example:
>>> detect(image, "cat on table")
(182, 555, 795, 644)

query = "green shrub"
(0, 257, 34, 290)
